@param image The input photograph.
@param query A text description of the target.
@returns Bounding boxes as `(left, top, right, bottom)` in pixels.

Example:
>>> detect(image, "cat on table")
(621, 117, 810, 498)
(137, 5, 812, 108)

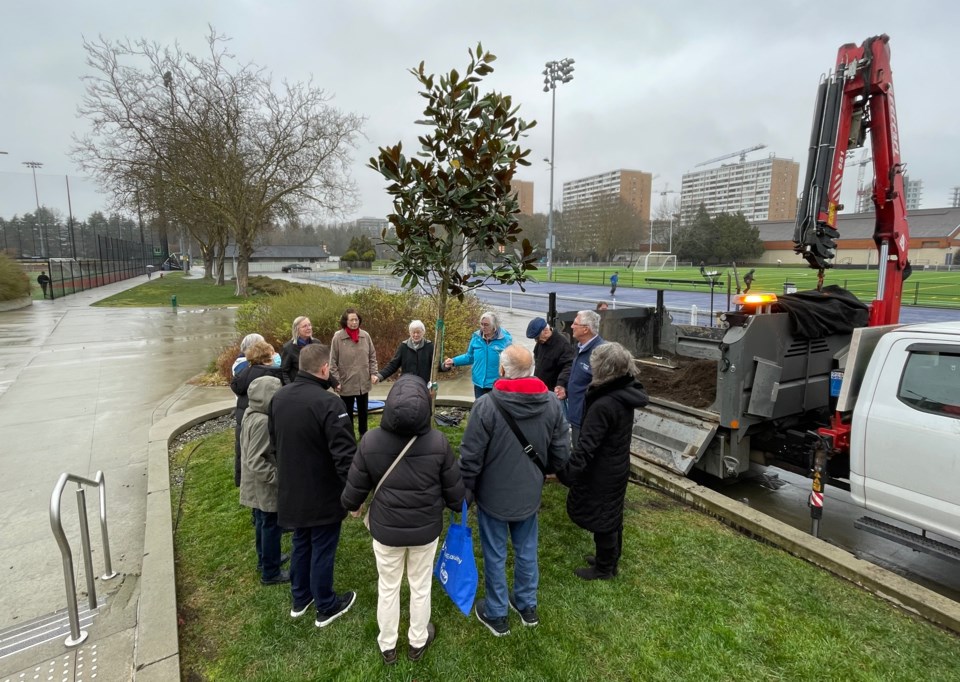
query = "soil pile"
(638, 358, 717, 409)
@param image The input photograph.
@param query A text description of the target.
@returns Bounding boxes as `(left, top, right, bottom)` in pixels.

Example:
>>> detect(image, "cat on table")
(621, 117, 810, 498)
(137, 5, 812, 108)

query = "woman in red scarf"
(330, 307, 379, 436)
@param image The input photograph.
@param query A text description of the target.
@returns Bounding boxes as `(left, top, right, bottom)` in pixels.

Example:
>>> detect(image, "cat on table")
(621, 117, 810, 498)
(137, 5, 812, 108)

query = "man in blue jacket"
(558, 310, 605, 446)
(443, 311, 512, 398)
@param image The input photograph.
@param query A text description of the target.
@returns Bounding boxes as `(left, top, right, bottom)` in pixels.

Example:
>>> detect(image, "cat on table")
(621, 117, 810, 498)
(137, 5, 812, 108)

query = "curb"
(0, 296, 32, 312)
(630, 457, 960, 634)
(136, 399, 234, 681)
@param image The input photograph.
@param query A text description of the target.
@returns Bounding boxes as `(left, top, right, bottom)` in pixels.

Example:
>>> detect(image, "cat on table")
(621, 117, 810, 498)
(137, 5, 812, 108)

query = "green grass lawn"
(541, 265, 960, 308)
(173, 421, 959, 681)
(92, 272, 255, 307)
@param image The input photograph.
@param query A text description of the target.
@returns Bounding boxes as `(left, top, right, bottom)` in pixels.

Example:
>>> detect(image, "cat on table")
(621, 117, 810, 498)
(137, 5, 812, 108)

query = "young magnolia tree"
(369, 44, 537, 391)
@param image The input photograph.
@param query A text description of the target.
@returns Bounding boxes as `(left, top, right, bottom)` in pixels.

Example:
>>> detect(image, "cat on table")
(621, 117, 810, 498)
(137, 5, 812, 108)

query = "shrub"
(360, 249, 376, 262)
(226, 284, 483, 382)
(342, 249, 359, 262)
(0, 254, 31, 301)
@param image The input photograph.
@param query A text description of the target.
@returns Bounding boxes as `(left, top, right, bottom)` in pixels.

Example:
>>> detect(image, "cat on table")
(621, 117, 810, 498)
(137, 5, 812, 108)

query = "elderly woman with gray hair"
(375, 320, 435, 387)
(280, 316, 318, 385)
(558, 342, 648, 581)
(443, 311, 512, 398)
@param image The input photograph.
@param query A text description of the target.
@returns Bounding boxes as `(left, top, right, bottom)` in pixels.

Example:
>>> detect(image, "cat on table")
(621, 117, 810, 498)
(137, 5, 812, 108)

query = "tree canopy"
(673, 205, 764, 264)
(73, 28, 364, 295)
(368, 43, 536, 389)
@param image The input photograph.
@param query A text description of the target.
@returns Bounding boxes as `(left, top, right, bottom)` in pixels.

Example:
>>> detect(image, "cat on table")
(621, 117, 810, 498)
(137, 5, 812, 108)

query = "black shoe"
(508, 594, 539, 627)
(381, 648, 398, 666)
(260, 569, 290, 586)
(290, 598, 314, 618)
(407, 622, 436, 662)
(585, 555, 618, 575)
(315, 591, 356, 628)
(574, 566, 615, 581)
(475, 600, 510, 637)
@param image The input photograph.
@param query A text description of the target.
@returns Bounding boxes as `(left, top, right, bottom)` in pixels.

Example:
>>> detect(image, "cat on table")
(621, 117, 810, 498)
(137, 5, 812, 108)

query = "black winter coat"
(341, 375, 464, 547)
(377, 339, 435, 384)
(231, 364, 283, 413)
(269, 372, 357, 528)
(534, 332, 575, 391)
(559, 375, 648, 533)
(280, 338, 318, 385)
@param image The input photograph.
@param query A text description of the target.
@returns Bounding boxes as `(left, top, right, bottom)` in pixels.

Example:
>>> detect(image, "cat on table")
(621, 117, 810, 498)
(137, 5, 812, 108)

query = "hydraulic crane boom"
(794, 34, 910, 326)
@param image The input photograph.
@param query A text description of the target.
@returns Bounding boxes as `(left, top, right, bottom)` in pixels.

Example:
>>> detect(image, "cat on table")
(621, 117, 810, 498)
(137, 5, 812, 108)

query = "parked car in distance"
(281, 263, 312, 272)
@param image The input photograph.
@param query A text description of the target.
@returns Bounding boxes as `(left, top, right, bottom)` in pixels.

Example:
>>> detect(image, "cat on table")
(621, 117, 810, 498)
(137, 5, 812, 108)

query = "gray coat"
(239, 376, 282, 512)
(459, 377, 571, 521)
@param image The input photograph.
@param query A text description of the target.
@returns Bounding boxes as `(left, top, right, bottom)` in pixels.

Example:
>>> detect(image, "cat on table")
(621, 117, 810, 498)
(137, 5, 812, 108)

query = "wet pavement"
(697, 467, 960, 603)
(0, 278, 236, 678)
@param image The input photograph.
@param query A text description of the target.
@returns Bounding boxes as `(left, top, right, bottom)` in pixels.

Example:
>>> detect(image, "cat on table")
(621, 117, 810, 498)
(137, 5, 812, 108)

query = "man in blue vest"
(557, 310, 605, 446)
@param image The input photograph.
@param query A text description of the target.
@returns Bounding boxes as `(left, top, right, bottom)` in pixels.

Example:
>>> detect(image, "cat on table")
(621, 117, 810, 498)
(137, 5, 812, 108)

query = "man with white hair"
(460, 344, 570, 636)
(561, 310, 605, 445)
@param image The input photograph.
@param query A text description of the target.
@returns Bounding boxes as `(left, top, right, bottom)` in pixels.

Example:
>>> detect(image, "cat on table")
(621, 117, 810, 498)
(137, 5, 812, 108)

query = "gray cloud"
(1, 0, 957, 224)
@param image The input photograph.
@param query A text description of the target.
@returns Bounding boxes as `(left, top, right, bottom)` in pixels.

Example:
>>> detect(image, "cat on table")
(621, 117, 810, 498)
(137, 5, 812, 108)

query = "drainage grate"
(0, 599, 103, 661)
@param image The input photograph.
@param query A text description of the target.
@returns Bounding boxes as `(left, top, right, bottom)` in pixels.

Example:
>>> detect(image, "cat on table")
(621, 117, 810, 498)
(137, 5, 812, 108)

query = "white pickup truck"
(845, 321, 960, 554)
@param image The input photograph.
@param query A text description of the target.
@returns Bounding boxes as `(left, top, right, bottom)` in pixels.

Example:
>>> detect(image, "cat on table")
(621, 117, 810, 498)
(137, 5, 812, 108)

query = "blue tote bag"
(433, 500, 478, 617)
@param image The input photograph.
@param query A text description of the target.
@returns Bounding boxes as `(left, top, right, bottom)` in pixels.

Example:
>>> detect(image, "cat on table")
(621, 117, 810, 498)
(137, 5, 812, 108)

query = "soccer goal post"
(636, 252, 678, 272)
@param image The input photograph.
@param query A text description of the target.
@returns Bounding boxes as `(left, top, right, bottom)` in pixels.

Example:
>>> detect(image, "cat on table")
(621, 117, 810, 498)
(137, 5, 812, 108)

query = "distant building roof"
(223, 245, 329, 259)
(754, 207, 960, 241)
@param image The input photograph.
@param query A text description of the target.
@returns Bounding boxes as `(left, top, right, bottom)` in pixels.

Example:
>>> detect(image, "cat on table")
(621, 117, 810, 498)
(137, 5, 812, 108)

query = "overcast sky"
(1, 0, 957, 224)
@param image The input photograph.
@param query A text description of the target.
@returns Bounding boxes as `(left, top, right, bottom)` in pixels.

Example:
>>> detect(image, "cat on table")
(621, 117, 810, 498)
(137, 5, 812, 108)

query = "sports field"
(545, 265, 960, 309)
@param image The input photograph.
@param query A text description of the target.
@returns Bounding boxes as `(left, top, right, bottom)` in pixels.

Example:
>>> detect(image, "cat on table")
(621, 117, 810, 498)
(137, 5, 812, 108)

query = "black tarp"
(772, 285, 870, 339)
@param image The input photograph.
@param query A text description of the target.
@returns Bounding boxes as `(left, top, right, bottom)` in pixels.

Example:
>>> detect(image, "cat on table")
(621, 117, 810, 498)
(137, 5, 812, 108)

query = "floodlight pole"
(543, 58, 574, 282)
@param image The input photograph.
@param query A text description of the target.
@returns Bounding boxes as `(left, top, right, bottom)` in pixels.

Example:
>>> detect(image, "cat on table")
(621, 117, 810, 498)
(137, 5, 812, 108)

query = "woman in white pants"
(341, 375, 465, 665)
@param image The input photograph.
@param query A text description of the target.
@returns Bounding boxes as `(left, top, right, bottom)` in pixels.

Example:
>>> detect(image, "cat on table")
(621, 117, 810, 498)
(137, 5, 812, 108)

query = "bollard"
(171, 295, 178, 311)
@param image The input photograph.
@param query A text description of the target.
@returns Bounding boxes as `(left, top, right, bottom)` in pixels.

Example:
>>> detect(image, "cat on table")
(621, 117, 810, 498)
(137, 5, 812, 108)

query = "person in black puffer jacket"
(558, 342, 648, 580)
(342, 374, 465, 664)
(230, 340, 282, 487)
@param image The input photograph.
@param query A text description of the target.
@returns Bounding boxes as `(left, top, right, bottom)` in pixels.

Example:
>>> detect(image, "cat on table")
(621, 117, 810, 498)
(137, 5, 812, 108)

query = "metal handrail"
(49, 471, 117, 647)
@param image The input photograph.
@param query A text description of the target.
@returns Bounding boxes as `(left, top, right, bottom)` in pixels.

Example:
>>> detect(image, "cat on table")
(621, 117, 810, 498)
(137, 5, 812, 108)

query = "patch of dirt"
(637, 358, 717, 409)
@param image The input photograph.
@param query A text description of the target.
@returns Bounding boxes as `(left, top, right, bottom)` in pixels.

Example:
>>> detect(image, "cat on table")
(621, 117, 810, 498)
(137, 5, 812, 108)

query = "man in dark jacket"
(342, 375, 464, 664)
(559, 309, 605, 445)
(460, 345, 570, 636)
(269, 343, 358, 628)
(525, 317, 573, 392)
(559, 342, 649, 580)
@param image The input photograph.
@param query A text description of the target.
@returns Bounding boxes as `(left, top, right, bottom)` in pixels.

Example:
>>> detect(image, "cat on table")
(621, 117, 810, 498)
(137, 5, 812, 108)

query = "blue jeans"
(290, 522, 342, 614)
(477, 508, 539, 619)
(254, 508, 282, 579)
(474, 386, 492, 399)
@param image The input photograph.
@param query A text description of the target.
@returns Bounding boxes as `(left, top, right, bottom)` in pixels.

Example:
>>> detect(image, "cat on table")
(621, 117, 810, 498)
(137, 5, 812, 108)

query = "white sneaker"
(290, 598, 314, 618)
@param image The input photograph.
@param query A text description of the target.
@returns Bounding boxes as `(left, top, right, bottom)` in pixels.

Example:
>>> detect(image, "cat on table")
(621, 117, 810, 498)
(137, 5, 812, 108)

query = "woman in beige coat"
(330, 307, 379, 436)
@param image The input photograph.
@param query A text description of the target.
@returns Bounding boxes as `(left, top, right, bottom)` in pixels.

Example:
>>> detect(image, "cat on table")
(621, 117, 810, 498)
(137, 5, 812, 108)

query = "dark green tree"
(368, 44, 536, 391)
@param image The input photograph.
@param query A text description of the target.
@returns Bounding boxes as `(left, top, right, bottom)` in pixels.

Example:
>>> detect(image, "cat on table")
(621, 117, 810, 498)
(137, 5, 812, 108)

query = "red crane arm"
(795, 34, 910, 326)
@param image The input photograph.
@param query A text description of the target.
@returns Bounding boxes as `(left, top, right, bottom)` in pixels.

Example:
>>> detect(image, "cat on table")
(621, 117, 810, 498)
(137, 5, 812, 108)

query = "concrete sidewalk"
(0, 277, 236, 680)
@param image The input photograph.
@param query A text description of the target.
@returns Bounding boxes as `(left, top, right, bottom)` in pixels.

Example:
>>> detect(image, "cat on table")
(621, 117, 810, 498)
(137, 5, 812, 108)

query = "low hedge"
(0, 255, 31, 301)
(219, 285, 483, 381)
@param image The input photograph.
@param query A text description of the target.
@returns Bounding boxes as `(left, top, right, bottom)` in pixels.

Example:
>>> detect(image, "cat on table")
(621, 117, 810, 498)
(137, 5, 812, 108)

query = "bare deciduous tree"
(73, 28, 364, 295)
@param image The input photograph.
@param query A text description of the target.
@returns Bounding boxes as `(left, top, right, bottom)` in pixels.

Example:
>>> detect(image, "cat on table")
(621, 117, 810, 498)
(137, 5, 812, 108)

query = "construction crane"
(847, 150, 874, 213)
(695, 143, 767, 167)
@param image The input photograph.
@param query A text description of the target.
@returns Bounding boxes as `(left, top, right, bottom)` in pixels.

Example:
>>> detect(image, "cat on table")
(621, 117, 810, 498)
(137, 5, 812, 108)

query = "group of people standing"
(228, 306, 648, 664)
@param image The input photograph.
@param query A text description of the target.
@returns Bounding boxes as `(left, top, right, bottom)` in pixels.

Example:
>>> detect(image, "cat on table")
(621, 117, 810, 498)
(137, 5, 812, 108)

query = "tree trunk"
(199, 243, 214, 279)
(429, 278, 450, 413)
(215, 242, 226, 286)
(235, 239, 253, 297)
